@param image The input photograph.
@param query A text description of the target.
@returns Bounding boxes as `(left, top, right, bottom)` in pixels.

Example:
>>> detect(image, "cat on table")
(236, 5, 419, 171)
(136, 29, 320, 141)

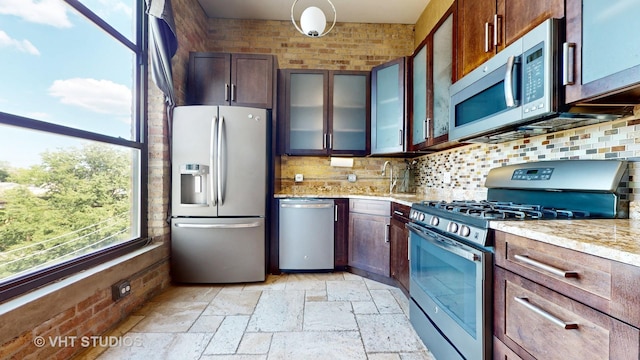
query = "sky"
(0, 0, 137, 168)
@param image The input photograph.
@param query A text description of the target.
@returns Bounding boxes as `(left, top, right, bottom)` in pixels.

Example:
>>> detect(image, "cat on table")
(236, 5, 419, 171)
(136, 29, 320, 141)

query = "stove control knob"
(459, 225, 471, 237)
(429, 216, 439, 226)
(447, 222, 459, 234)
(418, 213, 426, 221)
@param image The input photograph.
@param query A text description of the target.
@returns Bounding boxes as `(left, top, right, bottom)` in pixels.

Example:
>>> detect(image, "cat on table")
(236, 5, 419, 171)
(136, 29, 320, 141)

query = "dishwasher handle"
(280, 203, 334, 209)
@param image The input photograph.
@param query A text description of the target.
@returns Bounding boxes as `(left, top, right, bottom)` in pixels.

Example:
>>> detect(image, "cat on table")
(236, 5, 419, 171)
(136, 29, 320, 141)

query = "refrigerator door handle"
(210, 115, 218, 206)
(174, 221, 262, 229)
(217, 116, 226, 206)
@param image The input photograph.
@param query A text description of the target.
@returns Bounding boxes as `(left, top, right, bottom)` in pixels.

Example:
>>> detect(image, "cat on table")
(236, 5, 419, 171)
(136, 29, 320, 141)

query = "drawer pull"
(514, 297, 579, 330)
(514, 254, 579, 278)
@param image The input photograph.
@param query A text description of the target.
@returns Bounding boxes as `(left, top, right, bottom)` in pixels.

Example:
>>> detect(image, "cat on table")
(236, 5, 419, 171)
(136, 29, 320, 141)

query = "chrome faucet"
(381, 161, 397, 194)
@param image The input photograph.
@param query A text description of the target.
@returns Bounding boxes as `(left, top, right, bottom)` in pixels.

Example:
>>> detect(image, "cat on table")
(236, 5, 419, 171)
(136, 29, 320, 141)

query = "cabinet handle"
(423, 118, 430, 140)
(225, 83, 229, 101)
(493, 14, 502, 47)
(563, 42, 576, 85)
(323, 133, 327, 149)
(514, 254, 579, 278)
(385, 224, 390, 243)
(231, 84, 236, 101)
(398, 129, 404, 146)
(514, 297, 579, 330)
(334, 204, 338, 222)
(328, 133, 332, 149)
(484, 22, 493, 53)
(393, 210, 404, 216)
(407, 234, 411, 261)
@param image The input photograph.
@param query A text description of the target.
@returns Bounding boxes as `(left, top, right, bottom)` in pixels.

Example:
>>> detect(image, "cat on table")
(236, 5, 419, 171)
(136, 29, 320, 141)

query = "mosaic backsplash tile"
(278, 106, 640, 217)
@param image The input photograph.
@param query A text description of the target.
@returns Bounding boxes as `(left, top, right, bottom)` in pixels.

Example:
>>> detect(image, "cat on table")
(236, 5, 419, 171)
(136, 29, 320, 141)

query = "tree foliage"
(0, 143, 133, 278)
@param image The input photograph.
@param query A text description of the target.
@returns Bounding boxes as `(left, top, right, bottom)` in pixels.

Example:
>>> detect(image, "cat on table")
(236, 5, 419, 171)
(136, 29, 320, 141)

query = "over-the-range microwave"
(449, 18, 624, 144)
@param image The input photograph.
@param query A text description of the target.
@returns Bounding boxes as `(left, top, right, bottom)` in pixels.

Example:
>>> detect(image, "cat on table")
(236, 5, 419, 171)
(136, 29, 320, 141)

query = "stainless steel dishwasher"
(279, 198, 335, 271)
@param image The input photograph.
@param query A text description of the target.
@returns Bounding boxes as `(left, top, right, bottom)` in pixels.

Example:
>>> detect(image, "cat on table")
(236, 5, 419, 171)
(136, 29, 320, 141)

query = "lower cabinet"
(348, 199, 390, 277)
(333, 198, 349, 269)
(494, 231, 640, 359)
(389, 202, 410, 293)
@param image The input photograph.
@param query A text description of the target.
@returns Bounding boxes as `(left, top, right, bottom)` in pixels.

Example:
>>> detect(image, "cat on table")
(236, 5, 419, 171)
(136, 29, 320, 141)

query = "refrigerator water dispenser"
(180, 164, 209, 205)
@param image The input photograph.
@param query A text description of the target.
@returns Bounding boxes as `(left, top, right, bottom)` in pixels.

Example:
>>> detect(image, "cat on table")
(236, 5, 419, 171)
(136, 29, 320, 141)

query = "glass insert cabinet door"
(288, 72, 326, 151)
(432, 13, 453, 139)
(412, 44, 428, 146)
(331, 73, 368, 152)
(371, 58, 405, 154)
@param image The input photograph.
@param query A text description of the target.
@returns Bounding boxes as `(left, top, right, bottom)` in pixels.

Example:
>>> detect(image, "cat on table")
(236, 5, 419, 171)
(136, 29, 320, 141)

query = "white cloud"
(0, 30, 40, 55)
(0, 0, 72, 28)
(48, 78, 132, 115)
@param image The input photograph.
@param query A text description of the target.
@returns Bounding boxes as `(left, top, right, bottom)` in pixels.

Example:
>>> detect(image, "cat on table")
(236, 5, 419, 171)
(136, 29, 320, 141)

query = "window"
(0, 0, 146, 299)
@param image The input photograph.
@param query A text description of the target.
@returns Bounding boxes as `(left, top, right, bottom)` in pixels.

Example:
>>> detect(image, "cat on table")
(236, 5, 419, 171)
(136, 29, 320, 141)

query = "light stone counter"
(490, 219, 640, 267)
(274, 193, 424, 207)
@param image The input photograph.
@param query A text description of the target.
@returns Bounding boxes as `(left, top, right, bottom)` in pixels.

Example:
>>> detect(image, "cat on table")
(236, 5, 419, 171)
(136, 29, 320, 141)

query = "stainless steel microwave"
(449, 18, 620, 143)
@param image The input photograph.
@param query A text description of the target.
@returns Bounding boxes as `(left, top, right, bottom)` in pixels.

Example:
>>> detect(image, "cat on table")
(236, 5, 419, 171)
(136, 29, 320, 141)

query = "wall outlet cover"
(348, 174, 357, 182)
(295, 174, 303, 182)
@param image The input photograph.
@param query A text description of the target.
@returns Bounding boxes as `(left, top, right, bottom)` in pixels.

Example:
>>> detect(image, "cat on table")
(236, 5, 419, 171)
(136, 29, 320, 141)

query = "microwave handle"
(504, 55, 519, 108)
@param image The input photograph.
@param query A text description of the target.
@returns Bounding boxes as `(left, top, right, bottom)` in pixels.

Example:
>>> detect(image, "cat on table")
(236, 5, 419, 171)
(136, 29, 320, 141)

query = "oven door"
(407, 222, 492, 360)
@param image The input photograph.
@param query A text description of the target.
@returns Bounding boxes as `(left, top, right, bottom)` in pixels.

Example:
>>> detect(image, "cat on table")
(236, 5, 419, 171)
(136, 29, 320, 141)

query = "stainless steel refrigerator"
(170, 105, 268, 283)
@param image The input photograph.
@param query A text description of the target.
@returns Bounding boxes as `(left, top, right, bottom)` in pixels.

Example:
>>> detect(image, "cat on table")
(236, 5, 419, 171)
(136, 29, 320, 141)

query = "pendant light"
(291, 0, 336, 37)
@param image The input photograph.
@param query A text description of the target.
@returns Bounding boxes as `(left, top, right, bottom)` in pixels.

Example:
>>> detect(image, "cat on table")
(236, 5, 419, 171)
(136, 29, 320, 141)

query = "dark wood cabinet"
(564, 0, 640, 104)
(409, 6, 456, 151)
(280, 69, 370, 156)
(494, 231, 640, 359)
(333, 198, 349, 269)
(389, 202, 410, 294)
(187, 52, 275, 109)
(348, 199, 390, 277)
(457, 0, 563, 77)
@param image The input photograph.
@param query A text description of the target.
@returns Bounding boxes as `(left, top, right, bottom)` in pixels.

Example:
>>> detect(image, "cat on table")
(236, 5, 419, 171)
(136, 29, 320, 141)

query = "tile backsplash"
(278, 107, 640, 218)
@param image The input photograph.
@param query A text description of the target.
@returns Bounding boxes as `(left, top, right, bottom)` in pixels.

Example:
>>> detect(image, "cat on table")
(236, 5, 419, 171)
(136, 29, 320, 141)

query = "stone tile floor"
(80, 272, 435, 360)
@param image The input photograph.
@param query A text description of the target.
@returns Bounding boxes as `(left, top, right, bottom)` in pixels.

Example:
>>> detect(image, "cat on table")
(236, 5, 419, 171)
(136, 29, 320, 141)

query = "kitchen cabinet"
(348, 199, 390, 277)
(564, 0, 640, 104)
(333, 198, 349, 269)
(187, 52, 275, 109)
(457, 0, 563, 77)
(281, 69, 370, 156)
(494, 231, 640, 359)
(410, 8, 455, 151)
(389, 202, 410, 294)
(371, 57, 406, 155)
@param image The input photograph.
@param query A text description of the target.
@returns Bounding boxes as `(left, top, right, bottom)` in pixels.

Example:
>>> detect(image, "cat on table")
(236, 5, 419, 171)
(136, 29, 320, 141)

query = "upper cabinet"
(410, 7, 455, 151)
(281, 69, 370, 156)
(371, 57, 406, 155)
(457, 0, 564, 77)
(564, 0, 640, 104)
(187, 52, 276, 109)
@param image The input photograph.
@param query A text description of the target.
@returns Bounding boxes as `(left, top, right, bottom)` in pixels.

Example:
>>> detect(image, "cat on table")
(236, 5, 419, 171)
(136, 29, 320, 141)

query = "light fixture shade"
(300, 6, 326, 37)
(291, 0, 336, 38)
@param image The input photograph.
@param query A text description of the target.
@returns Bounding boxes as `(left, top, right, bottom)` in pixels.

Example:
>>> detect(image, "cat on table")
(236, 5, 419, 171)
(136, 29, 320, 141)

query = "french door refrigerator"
(171, 105, 269, 283)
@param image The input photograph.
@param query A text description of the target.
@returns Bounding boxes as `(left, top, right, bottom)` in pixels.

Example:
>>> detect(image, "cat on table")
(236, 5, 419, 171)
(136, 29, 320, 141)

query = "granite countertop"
(274, 192, 422, 207)
(490, 219, 640, 267)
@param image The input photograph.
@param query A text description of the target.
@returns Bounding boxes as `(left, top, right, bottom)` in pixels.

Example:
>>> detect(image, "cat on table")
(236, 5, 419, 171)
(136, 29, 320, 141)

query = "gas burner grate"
(416, 200, 591, 220)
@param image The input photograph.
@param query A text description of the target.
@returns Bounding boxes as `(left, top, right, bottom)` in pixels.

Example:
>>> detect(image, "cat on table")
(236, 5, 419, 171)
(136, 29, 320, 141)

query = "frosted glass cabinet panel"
(331, 73, 369, 152)
(432, 14, 453, 139)
(412, 45, 428, 147)
(282, 69, 370, 156)
(565, 0, 640, 104)
(371, 58, 406, 155)
(288, 72, 326, 151)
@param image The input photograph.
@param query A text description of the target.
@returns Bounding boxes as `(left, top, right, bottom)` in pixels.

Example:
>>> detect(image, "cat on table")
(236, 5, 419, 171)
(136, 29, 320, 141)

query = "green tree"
(0, 161, 9, 182)
(0, 143, 132, 277)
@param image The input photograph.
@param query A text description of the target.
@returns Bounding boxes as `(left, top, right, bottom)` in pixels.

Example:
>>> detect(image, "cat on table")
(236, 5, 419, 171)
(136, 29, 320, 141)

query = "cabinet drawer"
(349, 199, 390, 216)
(495, 268, 640, 360)
(391, 202, 410, 221)
(495, 231, 640, 327)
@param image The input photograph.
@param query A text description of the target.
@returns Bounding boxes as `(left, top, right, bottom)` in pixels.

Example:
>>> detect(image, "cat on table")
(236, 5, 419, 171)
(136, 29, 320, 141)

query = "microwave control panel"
(522, 41, 546, 113)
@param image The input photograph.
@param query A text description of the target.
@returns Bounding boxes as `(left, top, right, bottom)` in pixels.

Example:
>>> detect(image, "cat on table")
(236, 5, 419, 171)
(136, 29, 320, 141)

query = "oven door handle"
(406, 222, 480, 262)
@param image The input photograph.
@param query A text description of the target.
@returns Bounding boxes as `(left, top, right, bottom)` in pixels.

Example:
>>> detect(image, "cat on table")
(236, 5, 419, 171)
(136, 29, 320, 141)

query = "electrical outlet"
(443, 172, 452, 184)
(295, 174, 303, 182)
(347, 174, 357, 182)
(112, 280, 131, 301)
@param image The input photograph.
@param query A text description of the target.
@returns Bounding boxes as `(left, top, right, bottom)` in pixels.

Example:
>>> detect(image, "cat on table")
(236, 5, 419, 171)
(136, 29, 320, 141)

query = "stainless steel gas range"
(407, 160, 629, 360)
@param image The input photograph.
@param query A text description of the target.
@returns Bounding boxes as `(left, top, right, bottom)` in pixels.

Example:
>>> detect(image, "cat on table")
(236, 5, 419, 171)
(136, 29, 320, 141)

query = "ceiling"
(196, 0, 431, 25)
